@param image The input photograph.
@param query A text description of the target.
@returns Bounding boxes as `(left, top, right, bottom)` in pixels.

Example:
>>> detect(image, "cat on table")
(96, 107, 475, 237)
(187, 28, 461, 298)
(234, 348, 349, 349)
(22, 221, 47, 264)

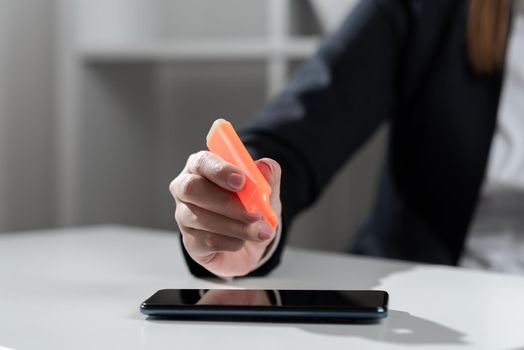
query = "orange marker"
(206, 118, 278, 228)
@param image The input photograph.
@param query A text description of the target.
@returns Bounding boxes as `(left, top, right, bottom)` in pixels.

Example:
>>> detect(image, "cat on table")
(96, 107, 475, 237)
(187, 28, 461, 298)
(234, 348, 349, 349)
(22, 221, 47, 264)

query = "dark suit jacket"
(182, 0, 506, 277)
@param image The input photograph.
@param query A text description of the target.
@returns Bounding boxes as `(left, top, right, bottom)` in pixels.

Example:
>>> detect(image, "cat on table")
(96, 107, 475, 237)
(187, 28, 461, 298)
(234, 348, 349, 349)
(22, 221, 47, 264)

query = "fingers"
(176, 202, 274, 242)
(256, 158, 281, 190)
(181, 227, 244, 255)
(186, 151, 245, 191)
(169, 151, 283, 274)
(170, 173, 260, 224)
(255, 158, 282, 211)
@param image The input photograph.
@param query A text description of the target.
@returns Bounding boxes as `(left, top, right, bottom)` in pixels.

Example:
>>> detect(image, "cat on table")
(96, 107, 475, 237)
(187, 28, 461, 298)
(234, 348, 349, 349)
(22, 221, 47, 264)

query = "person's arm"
(182, 0, 414, 277)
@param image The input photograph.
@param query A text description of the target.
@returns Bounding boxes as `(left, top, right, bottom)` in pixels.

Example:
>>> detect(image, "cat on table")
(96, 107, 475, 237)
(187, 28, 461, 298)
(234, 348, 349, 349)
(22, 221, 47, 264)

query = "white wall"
(0, 0, 56, 232)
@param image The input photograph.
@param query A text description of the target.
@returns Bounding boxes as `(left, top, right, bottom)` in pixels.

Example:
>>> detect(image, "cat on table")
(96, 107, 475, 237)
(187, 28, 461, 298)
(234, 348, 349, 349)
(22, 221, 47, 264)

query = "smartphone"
(140, 289, 388, 323)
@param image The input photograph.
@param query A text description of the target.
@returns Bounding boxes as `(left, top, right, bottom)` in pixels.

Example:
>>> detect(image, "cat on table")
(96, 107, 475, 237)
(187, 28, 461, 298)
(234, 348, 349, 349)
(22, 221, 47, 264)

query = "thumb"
(255, 158, 281, 212)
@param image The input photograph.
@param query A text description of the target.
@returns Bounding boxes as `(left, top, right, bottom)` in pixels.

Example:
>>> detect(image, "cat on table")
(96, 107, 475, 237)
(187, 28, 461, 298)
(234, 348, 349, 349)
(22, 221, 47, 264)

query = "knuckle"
(203, 233, 220, 252)
(188, 151, 208, 174)
(176, 203, 198, 226)
(180, 232, 196, 250)
(168, 177, 179, 195)
(187, 152, 198, 166)
(174, 204, 187, 225)
(174, 206, 183, 224)
(205, 158, 228, 184)
(179, 174, 199, 199)
(211, 162, 229, 180)
(187, 209, 199, 226)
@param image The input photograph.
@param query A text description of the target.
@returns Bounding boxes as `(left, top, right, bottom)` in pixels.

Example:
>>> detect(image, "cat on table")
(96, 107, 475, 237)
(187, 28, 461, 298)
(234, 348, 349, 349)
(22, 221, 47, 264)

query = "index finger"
(186, 151, 245, 192)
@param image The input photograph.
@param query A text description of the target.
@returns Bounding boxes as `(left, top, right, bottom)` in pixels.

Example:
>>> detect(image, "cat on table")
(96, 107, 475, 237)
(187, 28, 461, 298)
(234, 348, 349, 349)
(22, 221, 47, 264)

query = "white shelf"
(80, 37, 320, 62)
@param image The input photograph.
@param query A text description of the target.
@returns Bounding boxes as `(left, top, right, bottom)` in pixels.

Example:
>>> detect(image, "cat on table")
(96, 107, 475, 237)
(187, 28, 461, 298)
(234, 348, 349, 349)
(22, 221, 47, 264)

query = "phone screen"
(141, 289, 388, 323)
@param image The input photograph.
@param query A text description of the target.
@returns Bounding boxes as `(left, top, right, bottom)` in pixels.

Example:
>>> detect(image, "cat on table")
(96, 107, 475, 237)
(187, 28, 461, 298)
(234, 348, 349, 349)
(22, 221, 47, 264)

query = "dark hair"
(467, 0, 510, 74)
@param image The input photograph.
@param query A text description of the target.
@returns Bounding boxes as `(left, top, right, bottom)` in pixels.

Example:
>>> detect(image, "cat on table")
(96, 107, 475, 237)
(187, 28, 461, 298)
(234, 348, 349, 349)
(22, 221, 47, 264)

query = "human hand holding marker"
(170, 119, 282, 277)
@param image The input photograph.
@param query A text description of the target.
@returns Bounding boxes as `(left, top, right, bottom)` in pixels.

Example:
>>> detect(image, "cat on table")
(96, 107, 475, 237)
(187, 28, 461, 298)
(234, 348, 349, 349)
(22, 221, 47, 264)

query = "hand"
(169, 151, 282, 277)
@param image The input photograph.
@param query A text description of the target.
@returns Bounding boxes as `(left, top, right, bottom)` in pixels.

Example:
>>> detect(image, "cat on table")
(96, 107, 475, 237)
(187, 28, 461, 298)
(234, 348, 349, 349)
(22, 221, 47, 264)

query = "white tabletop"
(0, 225, 523, 350)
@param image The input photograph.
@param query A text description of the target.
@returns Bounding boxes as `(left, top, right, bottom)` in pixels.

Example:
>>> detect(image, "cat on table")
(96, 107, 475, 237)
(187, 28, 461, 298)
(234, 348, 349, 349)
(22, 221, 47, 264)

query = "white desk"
(0, 226, 523, 350)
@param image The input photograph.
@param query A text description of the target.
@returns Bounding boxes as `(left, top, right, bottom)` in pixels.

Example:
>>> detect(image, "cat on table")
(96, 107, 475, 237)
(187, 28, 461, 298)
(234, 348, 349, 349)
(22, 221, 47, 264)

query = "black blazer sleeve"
(182, 0, 414, 278)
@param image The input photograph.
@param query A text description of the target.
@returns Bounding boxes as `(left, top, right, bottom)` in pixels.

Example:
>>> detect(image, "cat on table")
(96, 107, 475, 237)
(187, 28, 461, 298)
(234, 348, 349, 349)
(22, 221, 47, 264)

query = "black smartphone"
(140, 289, 388, 323)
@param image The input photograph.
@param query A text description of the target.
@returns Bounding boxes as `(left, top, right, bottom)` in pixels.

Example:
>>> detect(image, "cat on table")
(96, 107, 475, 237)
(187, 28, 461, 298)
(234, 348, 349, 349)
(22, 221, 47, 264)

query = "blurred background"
(0, 0, 387, 252)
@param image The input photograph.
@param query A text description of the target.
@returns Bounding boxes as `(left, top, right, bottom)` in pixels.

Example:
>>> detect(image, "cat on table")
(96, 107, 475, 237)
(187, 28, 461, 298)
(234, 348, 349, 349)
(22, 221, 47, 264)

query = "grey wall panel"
(0, 0, 56, 232)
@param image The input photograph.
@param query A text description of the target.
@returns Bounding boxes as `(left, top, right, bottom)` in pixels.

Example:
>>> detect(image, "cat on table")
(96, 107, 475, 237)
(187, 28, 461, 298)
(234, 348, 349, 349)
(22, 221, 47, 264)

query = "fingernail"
(227, 173, 244, 190)
(258, 221, 274, 240)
